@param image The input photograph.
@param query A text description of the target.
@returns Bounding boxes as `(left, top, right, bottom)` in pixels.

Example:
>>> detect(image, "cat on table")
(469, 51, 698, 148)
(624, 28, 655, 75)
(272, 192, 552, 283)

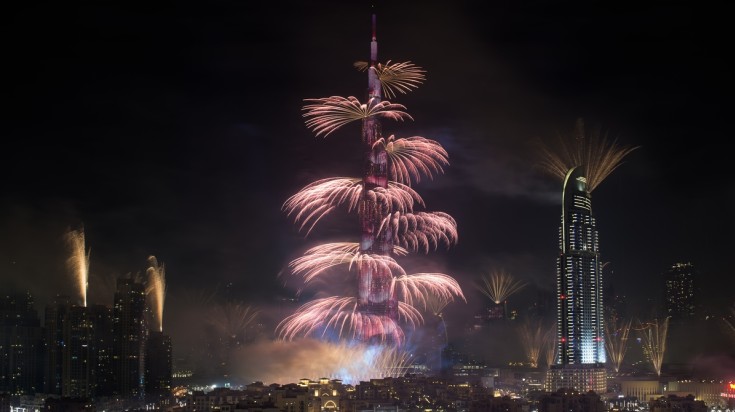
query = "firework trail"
(145, 255, 166, 332)
(517, 319, 544, 368)
(64, 228, 90, 307)
(209, 303, 259, 344)
(537, 118, 639, 192)
(475, 270, 526, 305)
(635, 317, 670, 376)
(543, 322, 557, 367)
(278, 15, 464, 346)
(723, 305, 735, 343)
(604, 314, 632, 373)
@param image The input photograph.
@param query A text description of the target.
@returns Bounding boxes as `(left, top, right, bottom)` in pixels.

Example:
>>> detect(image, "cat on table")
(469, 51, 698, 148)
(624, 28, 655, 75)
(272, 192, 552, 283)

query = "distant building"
(649, 394, 706, 412)
(538, 388, 606, 412)
(145, 331, 172, 403)
(44, 397, 95, 412)
(0, 291, 44, 395)
(664, 263, 696, 319)
(62, 306, 94, 397)
(112, 277, 146, 400)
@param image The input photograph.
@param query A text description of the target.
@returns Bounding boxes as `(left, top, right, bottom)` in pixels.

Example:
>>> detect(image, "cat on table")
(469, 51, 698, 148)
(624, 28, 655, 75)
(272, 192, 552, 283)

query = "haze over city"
(3, 1, 733, 387)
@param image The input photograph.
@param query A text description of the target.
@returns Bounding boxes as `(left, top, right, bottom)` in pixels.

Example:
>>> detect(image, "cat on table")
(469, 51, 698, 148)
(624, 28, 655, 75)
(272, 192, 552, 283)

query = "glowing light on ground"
(64, 228, 90, 307)
(146, 255, 166, 332)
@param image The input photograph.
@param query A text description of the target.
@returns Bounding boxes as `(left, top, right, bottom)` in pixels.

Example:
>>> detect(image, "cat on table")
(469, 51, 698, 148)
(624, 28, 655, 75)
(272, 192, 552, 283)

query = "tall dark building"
(113, 277, 146, 400)
(62, 305, 94, 397)
(144, 331, 172, 403)
(0, 292, 44, 395)
(547, 167, 606, 393)
(664, 262, 696, 319)
(44, 295, 71, 394)
(90, 304, 115, 397)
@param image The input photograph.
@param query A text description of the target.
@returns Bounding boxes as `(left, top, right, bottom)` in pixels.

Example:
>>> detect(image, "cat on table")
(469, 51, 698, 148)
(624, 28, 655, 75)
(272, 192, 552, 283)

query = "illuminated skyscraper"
(113, 277, 146, 400)
(547, 167, 606, 393)
(664, 262, 696, 319)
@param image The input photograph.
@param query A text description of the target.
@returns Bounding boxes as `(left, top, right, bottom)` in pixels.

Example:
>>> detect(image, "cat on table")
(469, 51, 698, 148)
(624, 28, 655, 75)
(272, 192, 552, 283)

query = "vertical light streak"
(64, 228, 90, 307)
(636, 317, 670, 376)
(604, 315, 632, 373)
(475, 270, 526, 305)
(543, 322, 557, 367)
(146, 255, 166, 332)
(517, 319, 544, 368)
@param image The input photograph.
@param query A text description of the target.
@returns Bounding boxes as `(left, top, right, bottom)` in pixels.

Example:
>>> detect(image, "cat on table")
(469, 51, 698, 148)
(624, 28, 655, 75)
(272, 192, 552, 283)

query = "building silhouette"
(0, 292, 43, 395)
(112, 277, 146, 400)
(44, 295, 71, 394)
(547, 167, 606, 393)
(664, 262, 696, 319)
(145, 331, 172, 403)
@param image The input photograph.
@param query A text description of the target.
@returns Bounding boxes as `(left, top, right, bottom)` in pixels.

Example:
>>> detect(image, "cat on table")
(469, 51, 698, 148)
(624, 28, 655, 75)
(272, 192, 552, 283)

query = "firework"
(277, 296, 422, 345)
(543, 322, 557, 366)
(723, 305, 735, 343)
(279, 15, 464, 346)
(283, 178, 423, 235)
(208, 303, 259, 344)
(379, 211, 458, 253)
(64, 228, 90, 307)
(145, 255, 166, 332)
(476, 270, 526, 305)
(604, 314, 632, 373)
(303, 96, 412, 138)
(635, 317, 670, 376)
(354, 60, 426, 99)
(371, 135, 448, 186)
(537, 118, 638, 192)
(517, 319, 544, 368)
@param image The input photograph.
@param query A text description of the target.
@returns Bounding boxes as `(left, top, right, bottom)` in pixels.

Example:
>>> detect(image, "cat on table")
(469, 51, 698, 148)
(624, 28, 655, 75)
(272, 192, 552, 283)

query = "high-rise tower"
(664, 262, 696, 319)
(112, 277, 146, 400)
(540, 120, 636, 393)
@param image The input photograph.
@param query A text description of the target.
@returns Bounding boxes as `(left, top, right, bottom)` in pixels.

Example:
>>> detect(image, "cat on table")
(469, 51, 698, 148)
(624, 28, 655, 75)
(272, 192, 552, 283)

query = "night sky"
(4, 1, 733, 376)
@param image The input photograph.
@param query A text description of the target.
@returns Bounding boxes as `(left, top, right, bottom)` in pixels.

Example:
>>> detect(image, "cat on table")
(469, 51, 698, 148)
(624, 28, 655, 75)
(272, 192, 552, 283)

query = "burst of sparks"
(64, 228, 90, 307)
(537, 118, 639, 192)
(283, 178, 424, 236)
(373, 135, 449, 186)
(290, 249, 407, 284)
(517, 319, 544, 368)
(475, 270, 527, 305)
(208, 303, 259, 342)
(543, 323, 557, 367)
(145, 255, 166, 332)
(379, 211, 458, 253)
(425, 294, 450, 317)
(635, 317, 670, 376)
(276, 296, 423, 345)
(604, 315, 632, 373)
(354, 60, 426, 99)
(302, 96, 412, 137)
(392, 273, 465, 310)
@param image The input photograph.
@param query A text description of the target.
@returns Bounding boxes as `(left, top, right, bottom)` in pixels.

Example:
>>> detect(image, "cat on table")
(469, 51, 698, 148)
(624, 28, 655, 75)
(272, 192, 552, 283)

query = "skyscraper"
(144, 331, 172, 403)
(664, 262, 696, 319)
(44, 295, 71, 395)
(113, 277, 146, 400)
(0, 292, 43, 395)
(540, 121, 636, 393)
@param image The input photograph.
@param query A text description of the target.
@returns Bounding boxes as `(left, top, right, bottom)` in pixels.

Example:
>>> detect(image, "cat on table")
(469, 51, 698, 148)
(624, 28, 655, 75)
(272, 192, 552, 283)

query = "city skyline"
(3, 2, 733, 382)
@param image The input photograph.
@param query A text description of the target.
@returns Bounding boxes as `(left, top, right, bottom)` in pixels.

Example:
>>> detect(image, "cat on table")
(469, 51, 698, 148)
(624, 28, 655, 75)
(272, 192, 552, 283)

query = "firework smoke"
(146, 255, 166, 332)
(537, 118, 638, 192)
(636, 317, 670, 376)
(233, 339, 413, 385)
(209, 303, 259, 344)
(605, 314, 632, 373)
(475, 270, 526, 305)
(724, 305, 735, 343)
(517, 319, 544, 368)
(64, 227, 90, 307)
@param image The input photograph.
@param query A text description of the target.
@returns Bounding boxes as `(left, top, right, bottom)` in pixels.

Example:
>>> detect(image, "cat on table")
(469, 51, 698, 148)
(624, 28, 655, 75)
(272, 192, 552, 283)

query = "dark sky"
(3, 1, 734, 371)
